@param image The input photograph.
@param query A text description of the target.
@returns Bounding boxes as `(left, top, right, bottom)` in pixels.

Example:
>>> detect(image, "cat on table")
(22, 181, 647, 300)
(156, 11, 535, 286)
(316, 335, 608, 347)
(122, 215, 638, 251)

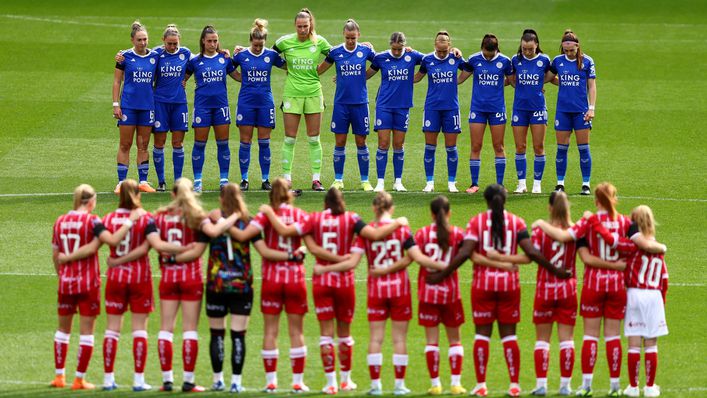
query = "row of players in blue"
(112, 20, 596, 195)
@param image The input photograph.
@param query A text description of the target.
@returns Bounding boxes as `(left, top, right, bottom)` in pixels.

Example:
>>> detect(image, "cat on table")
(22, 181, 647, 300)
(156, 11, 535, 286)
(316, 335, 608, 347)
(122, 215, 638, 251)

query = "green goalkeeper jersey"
(273, 33, 332, 97)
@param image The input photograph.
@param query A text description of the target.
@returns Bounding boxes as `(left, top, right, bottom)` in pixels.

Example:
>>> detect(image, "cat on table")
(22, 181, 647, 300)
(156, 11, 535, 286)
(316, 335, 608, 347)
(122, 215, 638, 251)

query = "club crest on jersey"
(219, 58, 225, 64)
(309, 46, 316, 52)
(449, 58, 455, 65)
(179, 54, 185, 60)
(404, 55, 411, 62)
(496, 61, 503, 69)
(357, 51, 363, 58)
(150, 58, 155, 64)
(264, 56, 270, 63)
(537, 60, 543, 67)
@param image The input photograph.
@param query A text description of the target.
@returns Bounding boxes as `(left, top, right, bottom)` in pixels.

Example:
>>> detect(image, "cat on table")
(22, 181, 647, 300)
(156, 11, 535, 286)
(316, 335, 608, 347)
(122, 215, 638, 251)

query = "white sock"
(395, 178, 402, 184)
(582, 374, 593, 389)
(213, 371, 223, 384)
(162, 370, 173, 383)
(430, 377, 441, 387)
(133, 373, 145, 386)
(558, 179, 565, 186)
(325, 372, 337, 387)
(536, 378, 547, 389)
(313, 173, 321, 181)
(232, 374, 242, 385)
(184, 371, 194, 384)
(266, 371, 277, 385)
(292, 373, 303, 386)
(104, 373, 114, 386)
(371, 379, 382, 389)
(340, 370, 350, 383)
(560, 377, 572, 388)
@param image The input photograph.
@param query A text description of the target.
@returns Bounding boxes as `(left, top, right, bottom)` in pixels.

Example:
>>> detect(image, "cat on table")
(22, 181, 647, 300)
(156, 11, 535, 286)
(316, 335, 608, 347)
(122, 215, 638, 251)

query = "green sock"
(282, 136, 296, 175)
(308, 135, 322, 177)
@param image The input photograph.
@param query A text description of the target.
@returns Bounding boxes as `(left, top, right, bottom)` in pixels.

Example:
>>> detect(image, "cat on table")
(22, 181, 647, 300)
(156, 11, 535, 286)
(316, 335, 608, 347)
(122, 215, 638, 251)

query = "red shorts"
(579, 286, 627, 319)
(471, 288, 521, 325)
(57, 287, 101, 316)
(367, 294, 412, 322)
(105, 279, 154, 315)
(533, 292, 577, 325)
(418, 300, 465, 327)
(159, 278, 203, 301)
(313, 284, 355, 323)
(260, 280, 308, 315)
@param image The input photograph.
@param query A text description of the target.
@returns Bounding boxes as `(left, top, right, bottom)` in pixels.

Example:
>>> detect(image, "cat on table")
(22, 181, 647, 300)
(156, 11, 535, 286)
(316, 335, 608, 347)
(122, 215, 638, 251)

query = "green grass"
(0, 0, 706, 396)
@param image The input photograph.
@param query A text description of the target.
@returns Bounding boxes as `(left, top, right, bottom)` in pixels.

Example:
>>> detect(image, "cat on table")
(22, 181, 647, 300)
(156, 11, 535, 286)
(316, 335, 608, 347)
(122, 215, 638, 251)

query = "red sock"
(473, 335, 490, 383)
(103, 331, 119, 373)
(182, 332, 199, 373)
(158, 332, 173, 372)
(393, 354, 408, 379)
(262, 349, 278, 373)
(449, 344, 464, 376)
(368, 353, 382, 380)
(54, 331, 70, 372)
(559, 341, 575, 378)
(290, 346, 307, 375)
(605, 336, 622, 379)
(76, 335, 94, 375)
(502, 336, 520, 383)
(627, 349, 640, 387)
(534, 341, 550, 379)
(425, 345, 440, 379)
(320, 337, 336, 373)
(338, 336, 353, 372)
(645, 347, 658, 387)
(133, 331, 148, 373)
(581, 336, 598, 375)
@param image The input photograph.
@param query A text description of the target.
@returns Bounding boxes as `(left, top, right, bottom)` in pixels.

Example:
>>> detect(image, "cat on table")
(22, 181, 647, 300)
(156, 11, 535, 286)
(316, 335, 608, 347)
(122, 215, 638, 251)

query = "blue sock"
(424, 144, 436, 182)
(333, 145, 346, 180)
(446, 145, 458, 182)
(469, 159, 481, 186)
(216, 139, 230, 183)
(153, 147, 165, 184)
(117, 163, 128, 182)
(376, 148, 388, 180)
(239, 141, 251, 181)
(138, 161, 149, 183)
(357, 145, 369, 182)
(192, 140, 207, 182)
(173, 147, 184, 181)
(258, 138, 271, 181)
(578, 144, 592, 184)
(533, 154, 546, 182)
(495, 156, 506, 185)
(515, 152, 526, 180)
(393, 148, 404, 179)
(556, 144, 569, 183)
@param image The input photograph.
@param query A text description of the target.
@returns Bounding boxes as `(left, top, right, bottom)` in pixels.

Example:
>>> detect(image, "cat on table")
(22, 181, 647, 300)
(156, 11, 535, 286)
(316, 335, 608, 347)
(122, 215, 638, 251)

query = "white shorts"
(624, 288, 668, 338)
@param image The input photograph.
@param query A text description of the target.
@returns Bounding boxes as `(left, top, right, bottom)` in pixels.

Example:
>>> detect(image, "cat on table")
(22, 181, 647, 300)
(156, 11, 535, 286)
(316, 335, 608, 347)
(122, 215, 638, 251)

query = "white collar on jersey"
(247, 47, 266, 57)
(386, 49, 404, 59)
(563, 54, 578, 63)
(522, 53, 541, 61)
(341, 44, 358, 53)
(130, 47, 152, 57)
(116, 208, 131, 213)
(483, 52, 500, 62)
(433, 52, 450, 61)
(68, 210, 89, 215)
(201, 52, 220, 59)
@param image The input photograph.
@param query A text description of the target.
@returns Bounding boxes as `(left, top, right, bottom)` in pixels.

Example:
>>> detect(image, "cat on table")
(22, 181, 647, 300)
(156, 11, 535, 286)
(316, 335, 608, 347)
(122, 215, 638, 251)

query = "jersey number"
(482, 230, 513, 254)
(638, 255, 662, 288)
(60, 233, 80, 254)
(549, 241, 566, 269)
(115, 234, 131, 256)
(424, 243, 451, 264)
(278, 236, 292, 252)
(167, 228, 183, 246)
(371, 240, 402, 269)
(322, 232, 338, 254)
(598, 237, 619, 261)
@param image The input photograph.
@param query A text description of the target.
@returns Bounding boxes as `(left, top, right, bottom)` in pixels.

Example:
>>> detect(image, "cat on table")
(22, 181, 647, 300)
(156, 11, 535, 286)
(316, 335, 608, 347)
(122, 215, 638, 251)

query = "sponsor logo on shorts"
(261, 300, 281, 308)
(315, 305, 334, 314)
(419, 312, 438, 321)
(627, 320, 646, 328)
(58, 303, 74, 310)
(473, 310, 493, 318)
(534, 310, 553, 318)
(367, 308, 386, 315)
(581, 304, 600, 313)
(206, 303, 225, 312)
(106, 300, 123, 310)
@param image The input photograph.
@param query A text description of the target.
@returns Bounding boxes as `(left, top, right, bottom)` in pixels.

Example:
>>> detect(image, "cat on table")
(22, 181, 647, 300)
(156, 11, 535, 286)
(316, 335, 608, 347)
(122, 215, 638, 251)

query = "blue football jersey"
(370, 50, 424, 109)
(186, 52, 236, 109)
(419, 52, 464, 110)
(325, 44, 375, 105)
(463, 52, 513, 112)
(511, 53, 551, 111)
(550, 54, 596, 113)
(153, 47, 191, 104)
(116, 48, 159, 110)
(233, 48, 285, 108)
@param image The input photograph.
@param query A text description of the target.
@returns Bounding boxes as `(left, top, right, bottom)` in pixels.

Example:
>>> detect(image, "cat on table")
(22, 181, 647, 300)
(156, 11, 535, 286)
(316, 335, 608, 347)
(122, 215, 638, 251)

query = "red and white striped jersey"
(251, 204, 309, 284)
(532, 226, 579, 300)
(301, 209, 363, 288)
(622, 244, 669, 293)
(352, 220, 415, 299)
(154, 210, 208, 284)
(464, 210, 528, 292)
(52, 211, 105, 295)
(102, 209, 154, 284)
(569, 211, 632, 292)
(415, 224, 465, 304)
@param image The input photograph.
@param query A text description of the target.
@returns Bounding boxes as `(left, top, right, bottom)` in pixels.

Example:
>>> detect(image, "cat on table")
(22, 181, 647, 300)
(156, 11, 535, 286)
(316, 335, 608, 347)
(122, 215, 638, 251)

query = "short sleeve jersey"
(531, 226, 580, 300)
(415, 224, 465, 304)
(510, 53, 551, 111)
(233, 48, 285, 108)
(622, 223, 669, 292)
(206, 217, 261, 294)
(186, 52, 235, 109)
(273, 34, 332, 97)
(550, 54, 596, 113)
(418, 52, 464, 111)
(116, 48, 159, 110)
(463, 52, 513, 113)
(52, 211, 106, 295)
(153, 47, 191, 104)
(370, 50, 424, 109)
(325, 44, 375, 104)
(153, 211, 210, 284)
(102, 209, 156, 284)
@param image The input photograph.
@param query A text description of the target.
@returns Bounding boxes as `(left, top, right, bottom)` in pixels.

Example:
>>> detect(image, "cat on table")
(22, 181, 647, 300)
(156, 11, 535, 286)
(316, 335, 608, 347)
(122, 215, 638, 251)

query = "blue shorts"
(468, 110, 506, 126)
(331, 103, 370, 135)
(374, 107, 410, 132)
(192, 106, 231, 128)
(554, 111, 592, 131)
(154, 102, 189, 133)
(512, 109, 548, 127)
(236, 105, 276, 128)
(423, 109, 462, 133)
(118, 108, 154, 127)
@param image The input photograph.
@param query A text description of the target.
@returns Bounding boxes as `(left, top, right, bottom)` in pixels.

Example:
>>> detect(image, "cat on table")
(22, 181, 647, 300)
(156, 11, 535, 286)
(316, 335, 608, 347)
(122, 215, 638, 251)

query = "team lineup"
(49, 6, 671, 398)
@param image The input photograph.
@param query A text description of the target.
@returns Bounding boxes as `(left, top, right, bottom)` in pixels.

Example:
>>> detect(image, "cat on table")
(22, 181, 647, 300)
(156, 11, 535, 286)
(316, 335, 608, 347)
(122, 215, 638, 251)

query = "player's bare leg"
(287, 313, 308, 392)
(391, 320, 410, 394)
(578, 316, 601, 396)
(467, 122, 486, 193)
(158, 299, 179, 390)
(336, 320, 356, 390)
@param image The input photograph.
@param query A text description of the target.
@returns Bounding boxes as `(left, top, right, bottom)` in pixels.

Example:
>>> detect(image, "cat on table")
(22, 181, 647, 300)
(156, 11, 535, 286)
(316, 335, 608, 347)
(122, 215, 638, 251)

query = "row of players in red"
(50, 178, 668, 397)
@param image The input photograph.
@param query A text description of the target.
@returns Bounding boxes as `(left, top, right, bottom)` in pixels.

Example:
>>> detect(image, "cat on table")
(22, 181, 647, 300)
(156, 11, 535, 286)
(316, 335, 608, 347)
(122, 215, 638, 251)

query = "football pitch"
(0, 0, 706, 396)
